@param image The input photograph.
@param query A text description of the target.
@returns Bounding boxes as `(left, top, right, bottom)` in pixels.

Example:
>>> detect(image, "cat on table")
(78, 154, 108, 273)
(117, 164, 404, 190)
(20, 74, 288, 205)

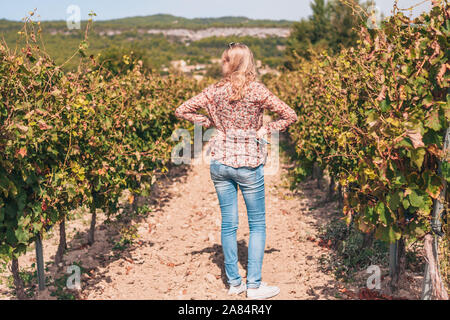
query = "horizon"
(0, 0, 432, 23)
(0, 13, 296, 23)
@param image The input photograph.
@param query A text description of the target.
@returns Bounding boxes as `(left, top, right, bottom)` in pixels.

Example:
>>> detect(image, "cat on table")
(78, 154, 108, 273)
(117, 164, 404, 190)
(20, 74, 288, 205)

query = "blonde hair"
(221, 43, 257, 101)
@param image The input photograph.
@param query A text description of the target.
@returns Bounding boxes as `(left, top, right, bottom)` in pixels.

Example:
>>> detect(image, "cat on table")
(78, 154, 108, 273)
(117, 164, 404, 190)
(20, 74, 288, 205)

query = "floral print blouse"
(175, 80, 298, 168)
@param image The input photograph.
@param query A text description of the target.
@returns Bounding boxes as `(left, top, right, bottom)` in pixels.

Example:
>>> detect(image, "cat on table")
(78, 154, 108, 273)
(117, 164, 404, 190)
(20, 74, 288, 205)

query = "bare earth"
(1, 136, 427, 300)
(1, 140, 350, 299)
(81, 155, 342, 300)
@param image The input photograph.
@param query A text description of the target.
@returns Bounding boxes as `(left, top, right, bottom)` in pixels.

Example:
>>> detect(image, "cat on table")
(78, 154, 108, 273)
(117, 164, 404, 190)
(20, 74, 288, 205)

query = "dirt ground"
(0, 138, 425, 300)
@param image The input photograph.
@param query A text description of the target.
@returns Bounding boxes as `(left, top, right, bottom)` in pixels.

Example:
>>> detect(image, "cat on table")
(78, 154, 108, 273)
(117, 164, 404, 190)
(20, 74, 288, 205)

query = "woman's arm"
(257, 83, 298, 134)
(175, 89, 213, 128)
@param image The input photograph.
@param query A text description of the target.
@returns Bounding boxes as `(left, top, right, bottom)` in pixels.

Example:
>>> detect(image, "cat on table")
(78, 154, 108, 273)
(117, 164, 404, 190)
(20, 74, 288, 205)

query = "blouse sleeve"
(257, 83, 298, 133)
(175, 87, 213, 128)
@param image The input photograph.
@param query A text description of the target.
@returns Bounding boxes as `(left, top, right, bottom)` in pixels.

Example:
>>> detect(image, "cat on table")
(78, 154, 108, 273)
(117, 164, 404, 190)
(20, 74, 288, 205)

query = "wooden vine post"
(389, 238, 406, 293)
(35, 232, 45, 291)
(421, 127, 449, 300)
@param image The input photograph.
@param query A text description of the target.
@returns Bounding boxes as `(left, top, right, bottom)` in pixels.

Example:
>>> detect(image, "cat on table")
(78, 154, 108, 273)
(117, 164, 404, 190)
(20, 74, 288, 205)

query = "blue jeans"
(209, 159, 266, 289)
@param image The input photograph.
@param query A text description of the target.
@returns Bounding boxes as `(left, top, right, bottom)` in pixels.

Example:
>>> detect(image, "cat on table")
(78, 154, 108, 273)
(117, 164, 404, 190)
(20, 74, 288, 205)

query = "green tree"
(310, 0, 331, 44)
(285, 0, 367, 69)
(327, 0, 365, 53)
(286, 0, 329, 64)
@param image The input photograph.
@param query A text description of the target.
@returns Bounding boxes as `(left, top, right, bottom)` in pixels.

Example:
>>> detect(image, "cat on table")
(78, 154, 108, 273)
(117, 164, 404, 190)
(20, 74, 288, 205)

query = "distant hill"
(0, 14, 291, 73)
(103, 14, 294, 29)
(0, 14, 294, 32)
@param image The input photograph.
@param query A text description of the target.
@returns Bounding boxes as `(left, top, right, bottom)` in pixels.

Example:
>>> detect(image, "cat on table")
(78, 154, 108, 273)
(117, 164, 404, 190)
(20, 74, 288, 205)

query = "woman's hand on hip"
(256, 127, 268, 140)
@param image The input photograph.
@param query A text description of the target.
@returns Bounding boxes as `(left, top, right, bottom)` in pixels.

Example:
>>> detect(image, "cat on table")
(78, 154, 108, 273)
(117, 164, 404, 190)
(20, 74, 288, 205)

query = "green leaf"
(424, 171, 443, 198)
(402, 197, 410, 209)
(375, 224, 402, 243)
(15, 228, 30, 243)
(422, 94, 433, 107)
(6, 229, 17, 245)
(424, 109, 442, 131)
(408, 190, 426, 208)
(410, 148, 425, 169)
(32, 222, 43, 231)
(5, 203, 17, 219)
(407, 221, 426, 239)
(0, 178, 10, 197)
(9, 180, 18, 197)
(387, 191, 401, 211)
(30, 202, 42, 216)
(442, 161, 450, 183)
(17, 191, 27, 212)
(364, 206, 377, 223)
(380, 99, 391, 112)
(366, 111, 379, 127)
(377, 202, 391, 225)
(445, 103, 450, 122)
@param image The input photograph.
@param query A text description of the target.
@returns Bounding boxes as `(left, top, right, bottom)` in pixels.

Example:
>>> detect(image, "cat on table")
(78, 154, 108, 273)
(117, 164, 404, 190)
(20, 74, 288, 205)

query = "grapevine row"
(268, 0, 449, 293)
(0, 16, 205, 296)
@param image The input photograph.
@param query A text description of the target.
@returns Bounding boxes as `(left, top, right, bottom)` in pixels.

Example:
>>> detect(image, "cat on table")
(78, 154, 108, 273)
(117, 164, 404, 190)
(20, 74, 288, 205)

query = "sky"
(0, 0, 432, 22)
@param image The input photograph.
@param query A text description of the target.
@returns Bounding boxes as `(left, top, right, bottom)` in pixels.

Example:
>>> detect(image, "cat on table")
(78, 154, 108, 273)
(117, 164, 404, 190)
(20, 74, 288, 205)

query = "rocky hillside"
(102, 27, 291, 41)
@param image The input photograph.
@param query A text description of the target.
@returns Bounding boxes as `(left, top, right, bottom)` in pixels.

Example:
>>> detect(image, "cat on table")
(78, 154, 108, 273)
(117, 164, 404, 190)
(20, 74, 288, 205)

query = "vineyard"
(0, 1, 449, 300)
(268, 0, 449, 297)
(0, 15, 208, 298)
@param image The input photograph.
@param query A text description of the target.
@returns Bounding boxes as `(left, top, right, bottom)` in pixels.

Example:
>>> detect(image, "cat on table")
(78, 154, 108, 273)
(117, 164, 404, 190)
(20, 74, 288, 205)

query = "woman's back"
(175, 42, 297, 168)
(175, 79, 297, 168)
(203, 80, 266, 133)
(175, 42, 297, 300)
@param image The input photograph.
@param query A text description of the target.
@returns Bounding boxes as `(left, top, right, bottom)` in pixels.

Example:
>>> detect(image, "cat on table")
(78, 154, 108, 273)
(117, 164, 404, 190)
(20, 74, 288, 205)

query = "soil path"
(0, 137, 343, 300)
(80, 144, 341, 300)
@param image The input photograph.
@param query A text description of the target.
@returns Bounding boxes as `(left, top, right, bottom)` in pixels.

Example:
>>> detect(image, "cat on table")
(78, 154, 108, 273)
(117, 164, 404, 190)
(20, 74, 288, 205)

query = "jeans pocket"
(210, 160, 223, 179)
(258, 164, 264, 178)
(250, 164, 264, 182)
(238, 166, 257, 182)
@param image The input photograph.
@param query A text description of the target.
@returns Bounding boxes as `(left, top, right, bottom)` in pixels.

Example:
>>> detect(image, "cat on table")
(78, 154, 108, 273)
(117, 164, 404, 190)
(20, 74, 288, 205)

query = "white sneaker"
(228, 282, 247, 295)
(247, 282, 280, 299)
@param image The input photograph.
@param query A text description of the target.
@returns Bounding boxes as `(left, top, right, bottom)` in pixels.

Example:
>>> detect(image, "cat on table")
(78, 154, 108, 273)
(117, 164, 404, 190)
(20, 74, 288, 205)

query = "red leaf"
(339, 288, 358, 299)
(358, 288, 392, 300)
(125, 266, 133, 275)
(124, 257, 134, 264)
(17, 147, 27, 158)
(41, 201, 47, 212)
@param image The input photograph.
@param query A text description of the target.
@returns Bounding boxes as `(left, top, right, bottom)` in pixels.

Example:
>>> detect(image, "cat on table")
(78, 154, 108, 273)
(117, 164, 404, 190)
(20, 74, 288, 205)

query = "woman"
(175, 43, 297, 299)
